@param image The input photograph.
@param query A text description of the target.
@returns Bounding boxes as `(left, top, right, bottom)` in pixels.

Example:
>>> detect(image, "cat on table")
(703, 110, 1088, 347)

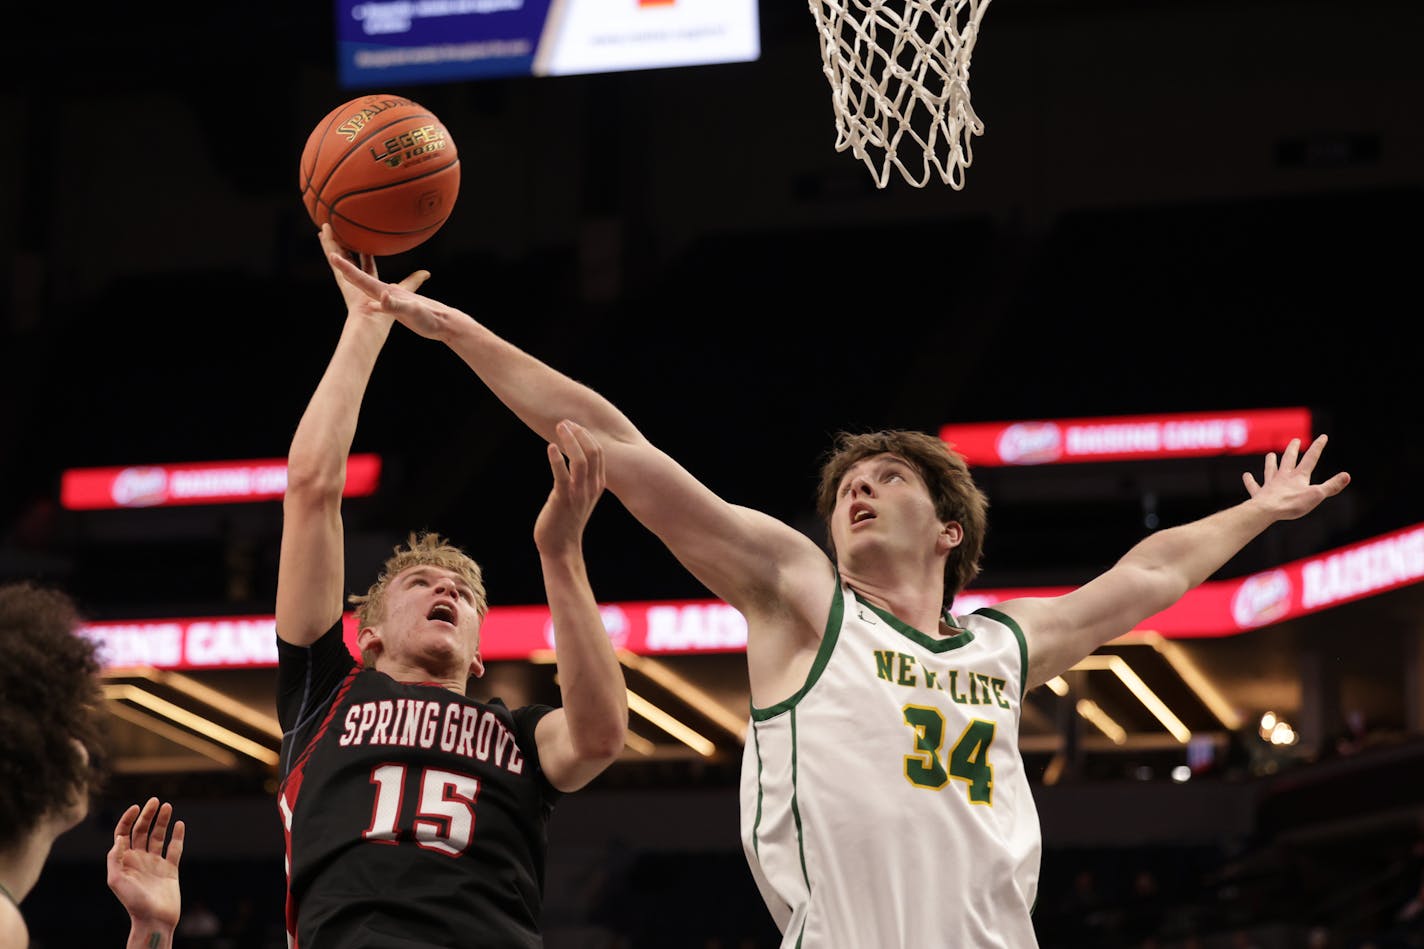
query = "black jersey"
(276, 620, 559, 948)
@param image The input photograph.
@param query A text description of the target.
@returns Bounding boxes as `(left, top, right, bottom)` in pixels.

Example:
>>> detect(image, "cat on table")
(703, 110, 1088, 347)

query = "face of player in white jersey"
(830, 453, 961, 574)
(359, 564, 485, 683)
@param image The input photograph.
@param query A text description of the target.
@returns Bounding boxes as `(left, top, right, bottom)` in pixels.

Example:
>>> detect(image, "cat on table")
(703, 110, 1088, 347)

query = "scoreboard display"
(336, 0, 760, 86)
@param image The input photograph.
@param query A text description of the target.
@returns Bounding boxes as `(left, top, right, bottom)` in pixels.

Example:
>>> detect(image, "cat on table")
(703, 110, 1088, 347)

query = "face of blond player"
(831, 452, 960, 572)
(359, 565, 485, 681)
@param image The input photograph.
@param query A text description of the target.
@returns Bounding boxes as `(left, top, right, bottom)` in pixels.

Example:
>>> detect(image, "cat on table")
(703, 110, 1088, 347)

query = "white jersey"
(740, 578, 1041, 948)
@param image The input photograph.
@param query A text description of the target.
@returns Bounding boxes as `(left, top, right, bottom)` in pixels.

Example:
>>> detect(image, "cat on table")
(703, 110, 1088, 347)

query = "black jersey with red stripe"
(276, 620, 559, 948)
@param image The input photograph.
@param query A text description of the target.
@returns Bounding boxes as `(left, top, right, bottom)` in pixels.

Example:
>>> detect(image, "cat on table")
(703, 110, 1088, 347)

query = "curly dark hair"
(815, 430, 990, 609)
(0, 581, 108, 852)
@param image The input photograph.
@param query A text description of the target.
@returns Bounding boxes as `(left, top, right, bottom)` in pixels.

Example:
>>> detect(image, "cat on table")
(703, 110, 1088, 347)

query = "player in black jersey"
(274, 226, 629, 949)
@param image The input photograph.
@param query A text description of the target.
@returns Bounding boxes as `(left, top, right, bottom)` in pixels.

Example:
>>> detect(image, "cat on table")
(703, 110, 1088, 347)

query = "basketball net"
(810, 0, 994, 189)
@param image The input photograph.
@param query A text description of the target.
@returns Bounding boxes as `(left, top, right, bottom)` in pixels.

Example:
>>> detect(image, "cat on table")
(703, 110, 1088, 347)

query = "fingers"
(115, 798, 183, 858)
(330, 252, 369, 284)
(317, 223, 346, 257)
(149, 801, 173, 855)
(166, 820, 186, 869)
(558, 421, 588, 476)
(1267, 434, 1330, 481)
(1246, 433, 1349, 502)
(575, 424, 606, 490)
(1278, 437, 1302, 478)
(319, 224, 365, 272)
(545, 441, 569, 486)
(1296, 433, 1327, 474)
(1320, 470, 1351, 497)
(554, 421, 606, 495)
(398, 270, 431, 292)
(328, 253, 430, 301)
(546, 422, 584, 489)
(132, 796, 160, 849)
(111, 803, 141, 856)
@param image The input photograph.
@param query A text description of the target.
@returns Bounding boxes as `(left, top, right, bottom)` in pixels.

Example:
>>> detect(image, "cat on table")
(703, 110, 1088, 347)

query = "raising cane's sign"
(940, 408, 1312, 467)
(82, 523, 1424, 669)
(60, 455, 383, 509)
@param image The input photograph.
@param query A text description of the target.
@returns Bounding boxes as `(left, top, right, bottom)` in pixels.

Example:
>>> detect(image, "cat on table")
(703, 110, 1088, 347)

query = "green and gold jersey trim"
(748, 703, 812, 941)
(748, 579, 845, 722)
(858, 593, 976, 653)
(973, 607, 1029, 701)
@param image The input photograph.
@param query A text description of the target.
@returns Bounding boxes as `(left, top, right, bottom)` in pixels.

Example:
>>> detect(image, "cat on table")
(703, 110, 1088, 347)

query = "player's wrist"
(126, 916, 177, 948)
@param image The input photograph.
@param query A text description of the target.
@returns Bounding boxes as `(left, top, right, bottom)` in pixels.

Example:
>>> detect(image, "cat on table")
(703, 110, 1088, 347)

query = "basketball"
(299, 94, 460, 257)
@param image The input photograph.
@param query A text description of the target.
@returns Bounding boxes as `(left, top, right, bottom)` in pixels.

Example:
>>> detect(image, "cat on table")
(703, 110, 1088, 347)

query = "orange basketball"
(299, 94, 460, 257)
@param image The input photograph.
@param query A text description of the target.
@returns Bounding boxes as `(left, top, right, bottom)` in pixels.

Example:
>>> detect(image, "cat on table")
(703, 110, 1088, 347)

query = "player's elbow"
(1135, 566, 1194, 617)
(572, 709, 628, 763)
(579, 720, 628, 763)
(284, 459, 346, 505)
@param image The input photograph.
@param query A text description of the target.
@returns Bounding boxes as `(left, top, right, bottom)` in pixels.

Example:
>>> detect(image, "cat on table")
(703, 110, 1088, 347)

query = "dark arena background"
(4, 1, 1423, 946)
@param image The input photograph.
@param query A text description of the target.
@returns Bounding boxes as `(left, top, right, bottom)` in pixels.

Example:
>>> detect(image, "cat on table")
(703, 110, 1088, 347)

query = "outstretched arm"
(324, 254, 831, 622)
(276, 226, 430, 645)
(1002, 435, 1351, 689)
(107, 798, 184, 949)
(531, 421, 628, 792)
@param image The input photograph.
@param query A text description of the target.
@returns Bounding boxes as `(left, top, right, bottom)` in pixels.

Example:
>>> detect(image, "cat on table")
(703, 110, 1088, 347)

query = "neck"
(375, 657, 467, 693)
(840, 571, 948, 635)
(0, 820, 66, 907)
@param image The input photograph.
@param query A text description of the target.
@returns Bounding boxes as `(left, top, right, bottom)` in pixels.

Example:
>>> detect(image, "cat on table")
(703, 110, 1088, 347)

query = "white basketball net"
(810, 0, 994, 189)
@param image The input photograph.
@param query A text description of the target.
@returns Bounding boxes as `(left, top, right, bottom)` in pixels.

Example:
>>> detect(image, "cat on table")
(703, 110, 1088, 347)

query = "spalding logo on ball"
(299, 94, 460, 257)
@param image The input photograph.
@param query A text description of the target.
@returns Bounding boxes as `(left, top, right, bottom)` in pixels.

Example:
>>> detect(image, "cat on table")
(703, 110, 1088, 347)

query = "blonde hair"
(349, 530, 488, 631)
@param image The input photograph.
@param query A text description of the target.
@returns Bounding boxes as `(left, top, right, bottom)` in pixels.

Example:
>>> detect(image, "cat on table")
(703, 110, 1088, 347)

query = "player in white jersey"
(328, 255, 1352, 948)
(743, 588, 1040, 947)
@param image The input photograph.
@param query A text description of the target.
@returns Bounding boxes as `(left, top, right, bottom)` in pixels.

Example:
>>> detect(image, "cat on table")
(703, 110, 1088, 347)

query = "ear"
(937, 521, 963, 555)
(468, 648, 485, 680)
(357, 624, 382, 658)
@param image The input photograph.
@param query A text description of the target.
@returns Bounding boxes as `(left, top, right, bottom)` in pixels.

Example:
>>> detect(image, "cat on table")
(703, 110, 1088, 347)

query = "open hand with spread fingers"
(1242, 434, 1351, 521)
(107, 797, 185, 944)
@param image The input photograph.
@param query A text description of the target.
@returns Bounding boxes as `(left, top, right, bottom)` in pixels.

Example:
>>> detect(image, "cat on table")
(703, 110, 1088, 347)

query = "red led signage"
(940, 408, 1312, 467)
(60, 455, 382, 510)
(81, 523, 1424, 669)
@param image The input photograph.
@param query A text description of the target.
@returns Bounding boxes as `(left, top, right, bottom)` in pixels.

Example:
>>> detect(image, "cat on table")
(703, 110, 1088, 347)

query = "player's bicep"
(605, 441, 826, 609)
(1003, 566, 1170, 688)
(275, 494, 347, 646)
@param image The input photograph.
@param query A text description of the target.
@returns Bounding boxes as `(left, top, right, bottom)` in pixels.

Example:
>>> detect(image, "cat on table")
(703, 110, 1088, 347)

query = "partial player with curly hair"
(0, 581, 108, 943)
(0, 581, 107, 834)
(0, 583, 191, 948)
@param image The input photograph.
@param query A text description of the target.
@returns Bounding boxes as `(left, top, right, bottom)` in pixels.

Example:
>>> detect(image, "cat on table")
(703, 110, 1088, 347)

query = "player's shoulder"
(959, 603, 1023, 629)
(959, 602, 1032, 652)
(0, 899, 28, 949)
(485, 696, 554, 722)
(969, 595, 1055, 635)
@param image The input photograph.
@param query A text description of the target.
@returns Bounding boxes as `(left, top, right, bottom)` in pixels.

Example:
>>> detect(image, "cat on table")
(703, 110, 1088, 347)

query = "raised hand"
(1242, 434, 1351, 521)
(319, 223, 429, 319)
(534, 420, 607, 558)
(107, 797, 184, 931)
(327, 248, 452, 341)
